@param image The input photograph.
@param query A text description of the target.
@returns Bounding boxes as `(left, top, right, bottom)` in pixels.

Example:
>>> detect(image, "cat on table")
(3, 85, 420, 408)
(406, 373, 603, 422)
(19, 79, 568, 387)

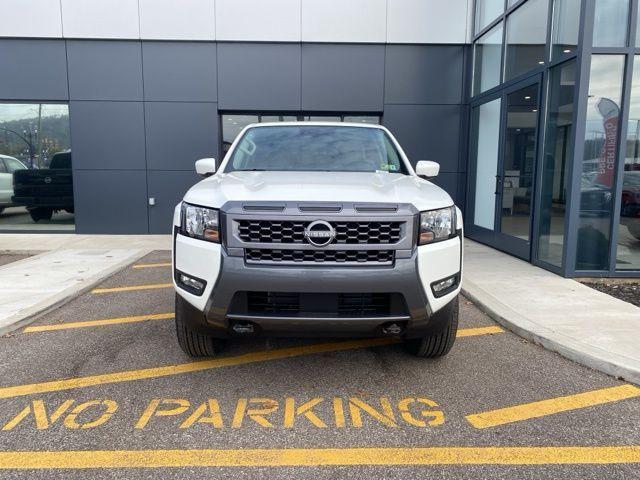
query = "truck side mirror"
(195, 158, 216, 177)
(415, 160, 440, 178)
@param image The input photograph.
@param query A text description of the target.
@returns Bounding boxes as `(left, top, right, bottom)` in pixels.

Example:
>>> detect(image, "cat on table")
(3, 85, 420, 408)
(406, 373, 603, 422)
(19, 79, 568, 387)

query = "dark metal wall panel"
(383, 104, 462, 173)
(217, 43, 301, 110)
(301, 44, 385, 111)
(144, 101, 219, 171)
(69, 101, 146, 170)
(147, 170, 200, 234)
(0, 39, 68, 100)
(384, 45, 464, 105)
(142, 42, 217, 102)
(428, 172, 461, 205)
(73, 170, 149, 234)
(67, 40, 143, 101)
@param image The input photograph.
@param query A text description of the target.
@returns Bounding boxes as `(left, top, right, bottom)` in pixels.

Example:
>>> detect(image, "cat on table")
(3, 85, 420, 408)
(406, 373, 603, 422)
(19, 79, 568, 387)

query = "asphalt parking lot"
(0, 250, 638, 479)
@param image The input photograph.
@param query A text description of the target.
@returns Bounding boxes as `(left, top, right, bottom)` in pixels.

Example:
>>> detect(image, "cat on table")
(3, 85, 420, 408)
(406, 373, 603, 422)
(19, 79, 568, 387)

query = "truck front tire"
(175, 294, 222, 357)
(29, 208, 53, 222)
(404, 296, 459, 358)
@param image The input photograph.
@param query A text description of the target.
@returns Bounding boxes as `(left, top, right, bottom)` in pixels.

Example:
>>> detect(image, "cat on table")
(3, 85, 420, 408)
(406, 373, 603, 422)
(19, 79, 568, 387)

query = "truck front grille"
(245, 248, 394, 265)
(241, 291, 404, 317)
(237, 220, 402, 245)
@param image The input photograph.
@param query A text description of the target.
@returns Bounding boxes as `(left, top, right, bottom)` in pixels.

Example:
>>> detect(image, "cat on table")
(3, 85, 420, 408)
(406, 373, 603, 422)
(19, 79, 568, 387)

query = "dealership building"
(0, 0, 638, 278)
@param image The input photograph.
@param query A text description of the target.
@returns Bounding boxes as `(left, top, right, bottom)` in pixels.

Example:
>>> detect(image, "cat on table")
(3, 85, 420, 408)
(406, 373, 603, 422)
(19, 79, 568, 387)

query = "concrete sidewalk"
(0, 249, 150, 334)
(0, 233, 171, 252)
(463, 240, 640, 385)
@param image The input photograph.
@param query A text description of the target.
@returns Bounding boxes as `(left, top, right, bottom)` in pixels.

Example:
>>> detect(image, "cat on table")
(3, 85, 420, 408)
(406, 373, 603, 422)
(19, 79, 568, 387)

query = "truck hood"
(183, 171, 454, 211)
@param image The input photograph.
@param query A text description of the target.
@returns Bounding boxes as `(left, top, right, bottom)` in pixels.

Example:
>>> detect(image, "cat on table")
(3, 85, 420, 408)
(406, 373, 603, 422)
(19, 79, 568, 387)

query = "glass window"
(504, 0, 549, 81)
(305, 116, 342, 122)
(260, 115, 297, 123)
(499, 84, 539, 242)
(226, 126, 408, 174)
(222, 115, 258, 153)
(550, 0, 580, 61)
(593, 0, 629, 47)
(473, 23, 504, 95)
(616, 56, 640, 270)
(537, 60, 576, 267)
(343, 116, 380, 124)
(0, 103, 73, 231)
(637, 8, 640, 47)
(576, 55, 625, 270)
(475, 0, 505, 34)
(471, 98, 502, 230)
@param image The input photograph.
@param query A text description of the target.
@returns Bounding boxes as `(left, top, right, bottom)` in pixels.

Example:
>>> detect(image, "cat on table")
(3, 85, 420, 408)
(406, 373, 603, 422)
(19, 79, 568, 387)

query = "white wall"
(0, 0, 471, 43)
(140, 0, 215, 40)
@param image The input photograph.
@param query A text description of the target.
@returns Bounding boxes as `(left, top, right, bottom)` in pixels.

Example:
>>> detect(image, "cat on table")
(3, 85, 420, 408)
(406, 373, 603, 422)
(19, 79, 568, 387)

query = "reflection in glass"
(576, 55, 625, 270)
(550, 0, 580, 61)
(593, 0, 629, 47)
(499, 84, 539, 241)
(504, 0, 548, 81)
(617, 56, 640, 270)
(473, 23, 503, 95)
(305, 116, 342, 122)
(343, 116, 380, 124)
(222, 115, 258, 153)
(475, 0, 505, 34)
(471, 98, 502, 230)
(222, 114, 382, 154)
(538, 60, 576, 267)
(0, 103, 73, 231)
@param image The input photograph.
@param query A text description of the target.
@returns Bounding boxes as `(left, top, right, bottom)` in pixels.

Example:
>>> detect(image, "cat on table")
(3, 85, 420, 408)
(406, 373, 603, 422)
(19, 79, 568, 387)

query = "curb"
(0, 249, 151, 336)
(462, 281, 640, 386)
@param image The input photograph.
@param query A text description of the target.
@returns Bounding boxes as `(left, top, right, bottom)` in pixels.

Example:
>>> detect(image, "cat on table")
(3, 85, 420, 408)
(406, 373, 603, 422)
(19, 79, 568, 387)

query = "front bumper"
(173, 231, 462, 339)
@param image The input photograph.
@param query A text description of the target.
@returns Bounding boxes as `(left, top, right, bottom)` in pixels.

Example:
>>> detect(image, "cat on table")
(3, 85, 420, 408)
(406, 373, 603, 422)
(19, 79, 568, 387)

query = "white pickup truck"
(172, 122, 463, 359)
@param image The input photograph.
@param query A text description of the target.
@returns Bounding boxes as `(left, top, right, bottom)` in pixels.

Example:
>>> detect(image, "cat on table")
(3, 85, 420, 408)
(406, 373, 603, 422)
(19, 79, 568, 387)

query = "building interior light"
(563, 49, 571, 53)
(524, 96, 531, 100)
(537, 61, 544, 65)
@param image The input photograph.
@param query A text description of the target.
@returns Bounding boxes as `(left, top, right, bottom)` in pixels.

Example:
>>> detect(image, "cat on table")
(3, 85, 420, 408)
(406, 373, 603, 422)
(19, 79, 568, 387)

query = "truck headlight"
(418, 206, 456, 245)
(180, 202, 220, 243)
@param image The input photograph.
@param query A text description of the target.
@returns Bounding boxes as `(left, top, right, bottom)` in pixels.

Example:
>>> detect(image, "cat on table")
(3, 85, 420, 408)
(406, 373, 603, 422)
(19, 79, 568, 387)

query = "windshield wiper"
(235, 168, 266, 171)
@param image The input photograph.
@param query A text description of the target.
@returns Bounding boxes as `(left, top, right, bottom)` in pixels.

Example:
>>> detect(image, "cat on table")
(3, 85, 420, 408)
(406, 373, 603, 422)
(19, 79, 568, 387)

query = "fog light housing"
(175, 269, 207, 296)
(431, 274, 459, 298)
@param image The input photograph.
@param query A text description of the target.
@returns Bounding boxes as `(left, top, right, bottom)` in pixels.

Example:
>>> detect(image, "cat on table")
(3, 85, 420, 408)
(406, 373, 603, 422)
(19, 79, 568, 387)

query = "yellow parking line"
(23, 313, 175, 333)
(0, 338, 396, 400)
(91, 283, 172, 294)
(0, 446, 638, 469)
(0, 326, 501, 399)
(466, 384, 640, 429)
(456, 325, 503, 337)
(132, 262, 172, 269)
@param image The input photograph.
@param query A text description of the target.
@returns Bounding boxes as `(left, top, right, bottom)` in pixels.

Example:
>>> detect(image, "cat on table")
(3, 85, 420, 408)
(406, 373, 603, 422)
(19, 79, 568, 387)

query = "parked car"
(0, 154, 28, 214)
(621, 171, 640, 240)
(11, 150, 73, 222)
(172, 123, 463, 358)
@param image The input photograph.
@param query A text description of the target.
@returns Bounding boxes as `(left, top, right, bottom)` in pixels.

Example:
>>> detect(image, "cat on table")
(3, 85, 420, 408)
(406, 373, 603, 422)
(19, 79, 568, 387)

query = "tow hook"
(382, 322, 403, 335)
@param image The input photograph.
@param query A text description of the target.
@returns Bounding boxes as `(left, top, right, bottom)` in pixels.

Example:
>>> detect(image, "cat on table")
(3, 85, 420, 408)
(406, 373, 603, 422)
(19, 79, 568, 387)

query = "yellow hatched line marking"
(132, 262, 171, 269)
(0, 326, 501, 399)
(0, 446, 639, 469)
(23, 313, 175, 333)
(466, 384, 640, 429)
(456, 325, 503, 337)
(91, 283, 172, 294)
(0, 338, 396, 400)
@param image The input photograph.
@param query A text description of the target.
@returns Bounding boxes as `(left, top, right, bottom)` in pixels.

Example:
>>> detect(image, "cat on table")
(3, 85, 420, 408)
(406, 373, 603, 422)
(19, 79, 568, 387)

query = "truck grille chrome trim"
(245, 248, 395, 265)
(237, 220, 402, 245)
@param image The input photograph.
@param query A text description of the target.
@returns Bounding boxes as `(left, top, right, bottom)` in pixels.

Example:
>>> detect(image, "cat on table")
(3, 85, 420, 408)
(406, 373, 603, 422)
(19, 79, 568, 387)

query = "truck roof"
(244, 121, 385, 130)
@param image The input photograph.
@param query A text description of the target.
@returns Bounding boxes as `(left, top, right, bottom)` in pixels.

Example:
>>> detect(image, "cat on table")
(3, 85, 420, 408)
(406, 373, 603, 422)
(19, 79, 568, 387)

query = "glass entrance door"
(467, 77, 542, 260)
(496, 81, 541, 258)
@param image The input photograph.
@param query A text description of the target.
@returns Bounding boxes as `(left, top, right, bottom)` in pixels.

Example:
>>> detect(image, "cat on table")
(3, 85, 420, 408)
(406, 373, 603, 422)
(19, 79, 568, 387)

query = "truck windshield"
(225, 126, 408, 174)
